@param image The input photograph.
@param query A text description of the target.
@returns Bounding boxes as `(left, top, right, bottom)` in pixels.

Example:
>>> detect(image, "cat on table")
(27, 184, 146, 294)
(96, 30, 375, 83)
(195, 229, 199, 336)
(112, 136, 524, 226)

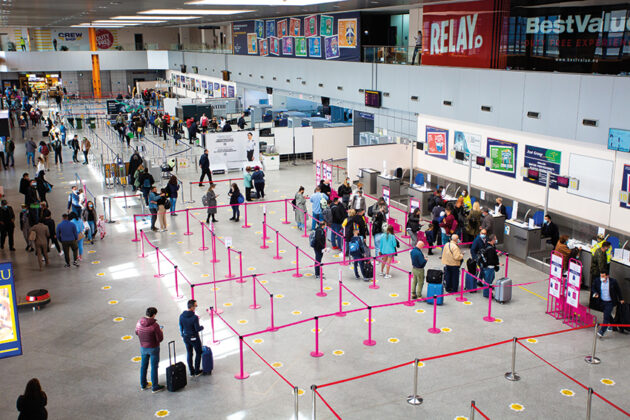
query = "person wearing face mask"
(478, 234, 500, 298)
(337, 178, 352, 208)
(460, 190, 472, 213)
(67, 186, 82, 217)
(494, 198, 507, 217)
(592, 272, 624, 338)
(541, 214, 559, 248)
(470, 229, 487, 262)
(82, 201, 98, 244)
(26, 180, 41, 225)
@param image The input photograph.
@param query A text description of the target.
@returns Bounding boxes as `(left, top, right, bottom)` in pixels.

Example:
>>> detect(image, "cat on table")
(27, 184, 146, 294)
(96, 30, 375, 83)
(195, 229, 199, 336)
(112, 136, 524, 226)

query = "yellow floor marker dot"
(291, 260, 297, 264)
(415, 309, 425, 314)
(342, 301, 350, 306)
(324, 286, 332, 291)
(304, 273, 313, 277)
(271, 362, 283, 368)
(417, 361, 425, 367)
(201, 274, 210, 278)
(101, 286, 111, 290)
(212, 287, 220, 292)
(454, 417, 468, 420)
(388, 337, 400, 343)
(332, 349, 344, 356)
(275, 294, 284, 299)
(184, 251, 192, 255)
(267, 240, 274, 244)
(560, 389, 575, 397)
(296, 388, 305, 396)
(601, 378, 615, 386)
(311, 328, 322, 333)
(463, 301, 473, 305)
(253, 338, 264, 344)
(121, 335, 133, 341)
(88, 250, 96, 254)
(291, 226, 298, 229)
(169, 232, 176, 235)
(113, 317, 124, 322)
(223, 302, 233, 307)
(218, 236, 223, 239)
(332, 254, 341, 259)
(247, 267, 256, 271)
(279, 250, 286, 253)
(270, 210, 277, 214)
(260, 280, 268, 284)
(155, 410, 170, 418)
(237, 319, 248, 324)
(494, 318, 503, 323)
(509, 403, 524, 412)
(273, 189, 279, 193)
(364, 318, 375, 323)
(526, 338, 538, 343)
(108, 300, 118, 305)
(389, 293, 399, 298)
(441, 327, 452, 333)
(255, 231, 262, 235)
(192, 262, 200, 265)
(291, 310, 302, 315)
(193, 212, 200, 216)
(91, 261, 101, 264)
(177, 241, 184, 244)
(131, 356, 142, 363)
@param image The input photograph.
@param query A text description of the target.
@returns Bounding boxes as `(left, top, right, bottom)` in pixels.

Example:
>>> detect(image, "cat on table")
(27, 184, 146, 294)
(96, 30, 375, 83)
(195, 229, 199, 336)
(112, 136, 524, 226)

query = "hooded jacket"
(135, 317, 163, 349)
(179, 310, 204, 338)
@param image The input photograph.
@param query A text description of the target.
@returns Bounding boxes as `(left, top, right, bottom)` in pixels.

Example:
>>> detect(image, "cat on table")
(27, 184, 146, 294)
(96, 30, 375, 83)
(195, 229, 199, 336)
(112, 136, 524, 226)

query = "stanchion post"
(269, 294, 279, 332)
(262, 212, 268, 241)
(107, 197, 114, 223)
(310, 316, 324, 357)
(337, 278, 346, 317)
(131, 215, 140, 242)
(483, 286, 495, 322)
(294, 385, 300, 420)
(369, 257, 379, 289)
(504, 337, 521, 381)
(404, 271, 415, 306)
(302, 213, 308, 238)
(189, 182, 193, 204)
(283, 199, 291, 224)
(368, 222, 373, 249)
(470, 401, 476, 420)
(363, 306, 376, 346)
(406, 358, 423, 405)
(210, 223, 219, 263)
(456, 270, 468, 302)
(292, 247, 303, 277)
(191, 284, 195, 300)
(249, 275, 261, 309)
(402, 212, 409, 239)
(138, 230, 145, 258)
(584, 323, 601, 364)
(341, 239, 348, 266)
(234, 336, 249, 380)
(273, 231, 282, 260)
(428, 297, 441, 334)
(225, 247, 234, 278)
(241, 203, 251, 228)
(184, 209, 193, 236)
(311, 385, 317, 420)
(504, 252, 510, 278)
(236, 251, 245, 284)
(586, 387, 593, 420)
(316, 269, 327, 297)
(199, 222, 208, 251)
(174, 266, 183, 298)
(209, 306, 220, 344)
(154, 247, 164, 278)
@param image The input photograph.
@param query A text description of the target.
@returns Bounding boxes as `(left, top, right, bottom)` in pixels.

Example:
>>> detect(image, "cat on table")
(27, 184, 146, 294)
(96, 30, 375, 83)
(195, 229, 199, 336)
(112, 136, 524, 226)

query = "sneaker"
(332, 246, 340, 250)
(597, 331, 604, 338)
(193, 370, 203, 377)
(607, 327, 613, 332)
(73, 261, 80, 267)
(64, 264, 70, 268)
(152, 385, 165, 393)
(412, 295, 417, 300)
(379, 272, 385, 277)
(140, 384, 151, 391)
(384, 274, 392, 279)
(363, 278, 371, 282)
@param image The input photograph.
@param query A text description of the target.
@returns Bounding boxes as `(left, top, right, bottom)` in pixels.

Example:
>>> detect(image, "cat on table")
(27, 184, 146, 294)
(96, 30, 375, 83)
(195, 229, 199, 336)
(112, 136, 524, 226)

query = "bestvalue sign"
(422, 0, 508, 69)
(525, 12, 630, 34)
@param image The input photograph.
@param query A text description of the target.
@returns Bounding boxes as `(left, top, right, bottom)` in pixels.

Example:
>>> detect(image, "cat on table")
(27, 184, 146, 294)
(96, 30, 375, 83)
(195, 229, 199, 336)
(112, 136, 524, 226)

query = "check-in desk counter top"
(377, 175, 401, 198)
(359, 168, 380, 195)
(490, 211, 506, 244)
(571, 241, 630, 295)
(408, 185, 433, 217)
(503, 219, 541, 260)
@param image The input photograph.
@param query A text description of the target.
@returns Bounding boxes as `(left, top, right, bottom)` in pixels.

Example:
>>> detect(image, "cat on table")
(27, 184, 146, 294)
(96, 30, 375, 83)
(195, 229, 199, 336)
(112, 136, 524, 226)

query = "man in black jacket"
(592, 273, 624, 338)
(312, 221, 327, 278)
(199, 149, 212, 185)
(19, 173, 30, 205)
(478, 234, 500, 298)
(330, 197, 347, 250)
(541, 214, 559, 248)
(179, 299, 204, 377)
(0, 200, 15, 250)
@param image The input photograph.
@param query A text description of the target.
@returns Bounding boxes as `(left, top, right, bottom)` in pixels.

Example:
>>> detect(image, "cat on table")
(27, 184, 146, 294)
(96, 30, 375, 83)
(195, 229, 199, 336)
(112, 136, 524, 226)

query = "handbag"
(78, 232, 85, 240)
(28, 230, 37, 241)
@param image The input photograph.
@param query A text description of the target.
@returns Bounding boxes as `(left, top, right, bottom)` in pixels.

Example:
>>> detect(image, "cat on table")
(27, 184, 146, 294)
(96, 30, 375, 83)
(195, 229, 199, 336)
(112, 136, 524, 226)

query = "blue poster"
(523, 145, 561, 189)
(0, 262, 22, 359)
(265, 20, 276, 37)
(308, 36, 321, 57)
(228, 86, 235, 98)
(255, 20, 264, 38)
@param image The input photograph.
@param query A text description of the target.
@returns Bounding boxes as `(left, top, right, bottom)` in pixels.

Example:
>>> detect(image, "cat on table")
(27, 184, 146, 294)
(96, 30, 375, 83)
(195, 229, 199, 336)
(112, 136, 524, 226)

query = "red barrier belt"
(473, 405, 491, 420)
(318, 360, 415, 388)
(518, 324, 595, 341)
(314, 389, 343, 420)
(518, 341, 588, 391)
(242, 339, 294, 389)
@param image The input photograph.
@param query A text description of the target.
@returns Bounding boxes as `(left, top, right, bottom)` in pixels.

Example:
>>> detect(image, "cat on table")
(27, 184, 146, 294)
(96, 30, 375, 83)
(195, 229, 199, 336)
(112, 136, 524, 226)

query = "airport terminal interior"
(1, 0, 630, 419)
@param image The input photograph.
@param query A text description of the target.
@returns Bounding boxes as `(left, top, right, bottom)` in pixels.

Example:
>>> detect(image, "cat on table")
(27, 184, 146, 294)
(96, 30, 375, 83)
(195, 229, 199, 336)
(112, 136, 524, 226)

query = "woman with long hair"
(17, 378, 47, 420)
(228, 183, 243, 222)
(166, 175, 180, 215)
(379, 225, 397, 278)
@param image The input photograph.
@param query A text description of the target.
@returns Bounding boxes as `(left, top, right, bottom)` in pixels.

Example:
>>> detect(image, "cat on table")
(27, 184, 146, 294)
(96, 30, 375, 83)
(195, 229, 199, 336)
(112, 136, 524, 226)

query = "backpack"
(309, 230, 317, 247)
(202, 194, 209, 207)
(163, 199, 171, 210)
(237, 194, 244, 204)
(291, 198, 296, 207)
(368, 203, 376, 217)
(40, 144, 49, 155)
(142, 177, 151, 188)
(349, 237, 361, 253)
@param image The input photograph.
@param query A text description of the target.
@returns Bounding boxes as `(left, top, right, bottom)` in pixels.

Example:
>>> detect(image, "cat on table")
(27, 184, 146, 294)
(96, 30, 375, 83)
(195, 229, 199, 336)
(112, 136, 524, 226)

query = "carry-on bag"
(493, 277, 512, 304)
(166, 340, 187, 392)
(201, 333, 214, 375)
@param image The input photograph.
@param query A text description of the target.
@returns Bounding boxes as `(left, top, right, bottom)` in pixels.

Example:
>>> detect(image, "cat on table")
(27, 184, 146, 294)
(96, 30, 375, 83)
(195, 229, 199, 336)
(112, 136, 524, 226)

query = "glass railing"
(362, 45, 421, 65)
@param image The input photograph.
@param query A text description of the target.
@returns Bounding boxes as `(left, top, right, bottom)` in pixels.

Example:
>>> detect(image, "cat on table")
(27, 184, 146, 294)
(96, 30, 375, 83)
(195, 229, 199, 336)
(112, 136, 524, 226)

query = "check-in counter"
(376, 174, 401, 198)
(359, 168, 380, 195)
(491, 212, 506, 244)
(573, 243, 630, 295)
(503, 220, 541, 260)
(407, 185, 434, 217)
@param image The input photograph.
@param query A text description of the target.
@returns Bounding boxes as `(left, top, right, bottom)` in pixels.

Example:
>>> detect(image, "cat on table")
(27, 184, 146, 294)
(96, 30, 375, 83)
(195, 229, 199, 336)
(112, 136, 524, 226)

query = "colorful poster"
(282, 36, 294, 55)
(228, 86, 235, 98)
(320, 15, 334, 37)
(201, 80, 207, 89)
(247, 33, 258, 54)
(290, 18, 301, 37)
(409, 198, 421, 212)
(0, 263, 22, 359)
(213, 83, 219, 94)
(425, 126, 448, 160)
(270, 37, 280, 56)
(221, 85, 227, 98)
(566, 260, 582, 309)
(316, 160, 322, 184)
(265, 20, 276, 37)
(549, 277, 561, 299)
(523, 145, 561, 189)
(382, 185, 391, 206)
(453, 131, 482, 157)
(295, 37, 307, 57)
(323, 162, 333, 183)
(305, 15, 318, 37)
(208, 82, 214, 96)
(255, 20, 265, 39)
(308, 36, 321, 57)
(620, 165, 630, 209)
(486, 138, 517, 178)
(337, 18, 357, 48)
(259, 38, 269, 56)
(324, 35, 339, 59)
(277, 19, 288, 38)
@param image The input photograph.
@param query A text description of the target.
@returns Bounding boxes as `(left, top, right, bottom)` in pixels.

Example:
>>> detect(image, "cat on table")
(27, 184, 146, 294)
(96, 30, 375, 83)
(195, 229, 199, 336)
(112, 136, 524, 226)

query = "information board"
(204, 131, 259, 170)
(315, 160, 322, 184)
(382, 185, 390, 206)
(0, 262, 22, 359)
(409, 198, 420, 212)
(523, 145, 561, 189)
(486, 138, 518, 178)
(550, 252, 563, 280)
(566, 259, 582, 309)
(549, 277, 561, 299)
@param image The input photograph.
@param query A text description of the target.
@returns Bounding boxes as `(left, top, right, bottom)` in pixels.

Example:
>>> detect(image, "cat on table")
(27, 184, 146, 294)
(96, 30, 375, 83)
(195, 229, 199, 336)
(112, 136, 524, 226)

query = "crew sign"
(0, 262, 22, 359)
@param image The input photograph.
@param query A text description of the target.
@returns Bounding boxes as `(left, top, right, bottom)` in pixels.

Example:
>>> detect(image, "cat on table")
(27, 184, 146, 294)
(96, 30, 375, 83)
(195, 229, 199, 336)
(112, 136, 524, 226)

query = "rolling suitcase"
(201, 333, 214, 375)
(426, 282, 444, 305)
(362, 260, 374, 279)
(465, 272, 477, 292)
(493, 277, 512, 304)
(166, 341, 187, 392)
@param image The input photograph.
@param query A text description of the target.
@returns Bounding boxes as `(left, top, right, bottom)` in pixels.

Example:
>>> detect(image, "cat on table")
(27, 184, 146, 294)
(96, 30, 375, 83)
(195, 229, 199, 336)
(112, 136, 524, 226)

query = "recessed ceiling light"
(139, 9, 253, 15)
(113, 15, 201, 20)
(74, 24, 126, 28)
(186, 0, 341, 5)
(93, 19, 166, 23)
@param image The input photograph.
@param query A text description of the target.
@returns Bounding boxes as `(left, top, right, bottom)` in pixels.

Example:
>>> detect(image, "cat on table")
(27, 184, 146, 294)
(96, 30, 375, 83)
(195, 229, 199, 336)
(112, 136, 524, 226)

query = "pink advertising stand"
(409, 198, 421, 213)
(315, 160, 322, 185)
(563, 258, 596, 327)
(382, 185, 390, 205)
(323, 162, 333, 183)
(546, 251, 565, 319)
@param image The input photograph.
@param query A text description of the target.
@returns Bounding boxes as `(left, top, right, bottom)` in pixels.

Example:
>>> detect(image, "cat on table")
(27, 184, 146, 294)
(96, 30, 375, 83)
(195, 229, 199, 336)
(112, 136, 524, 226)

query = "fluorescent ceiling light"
(93, 19, 166, 23)
(73, 25, 125, 28)
(187, 0, 341, 5)
(139, 9, 252, 15)
(113, 15, 201, 20)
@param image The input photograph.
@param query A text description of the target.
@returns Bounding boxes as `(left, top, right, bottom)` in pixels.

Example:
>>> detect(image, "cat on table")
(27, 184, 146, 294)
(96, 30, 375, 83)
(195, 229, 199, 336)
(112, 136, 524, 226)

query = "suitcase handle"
(168, 340, 176, 366)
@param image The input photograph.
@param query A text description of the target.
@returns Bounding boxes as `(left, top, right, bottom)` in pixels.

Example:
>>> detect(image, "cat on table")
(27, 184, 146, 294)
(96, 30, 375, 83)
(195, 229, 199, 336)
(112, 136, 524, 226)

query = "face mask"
(480, 234, 486, 239)
(544, 220, 549, 225)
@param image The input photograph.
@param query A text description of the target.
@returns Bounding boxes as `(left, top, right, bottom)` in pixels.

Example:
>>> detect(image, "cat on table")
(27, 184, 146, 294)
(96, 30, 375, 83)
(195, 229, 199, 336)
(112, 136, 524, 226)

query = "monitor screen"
(527, 169, 540, 180)
(608, 128, 630, 152)
(455, 150, 465, 161)
(364, 90, 381, 108)
(476, 156, 486, 166)
(557, 176, 569, 188)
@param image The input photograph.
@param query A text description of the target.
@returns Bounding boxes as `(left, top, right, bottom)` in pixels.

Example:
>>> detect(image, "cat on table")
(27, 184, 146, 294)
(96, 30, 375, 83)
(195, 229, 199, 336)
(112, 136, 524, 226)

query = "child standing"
(349, 229, 369, 280)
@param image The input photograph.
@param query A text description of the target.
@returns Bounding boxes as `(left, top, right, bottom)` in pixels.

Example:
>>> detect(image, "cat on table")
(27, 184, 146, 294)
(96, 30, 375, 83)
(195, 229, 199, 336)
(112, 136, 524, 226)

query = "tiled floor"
(1, 111, 629, 419)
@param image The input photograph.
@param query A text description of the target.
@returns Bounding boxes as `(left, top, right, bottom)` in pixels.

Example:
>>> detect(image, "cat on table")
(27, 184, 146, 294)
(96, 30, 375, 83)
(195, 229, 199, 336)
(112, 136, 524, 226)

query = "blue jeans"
(140, 346, 160, 390)
(6, 152, 13, 166)
(482, 268, 495, 298)
(87, 221, 95, 241)
(169, 197, 177, 213)
(26, 152, 35, 166)
(599, 301, 614, 335)
(441, 233, 450, 247)
(331, 223, 342, 248)
(183, 335, 202, 375)
(311, 212, 322, 231)
(77, 238, 84, 256)
(314, 248, 324, 276)
(352, 256, 367, 278)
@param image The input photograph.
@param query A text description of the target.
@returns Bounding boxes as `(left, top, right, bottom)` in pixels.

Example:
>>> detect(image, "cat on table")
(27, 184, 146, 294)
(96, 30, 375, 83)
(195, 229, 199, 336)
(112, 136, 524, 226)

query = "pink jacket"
(135, 317, 163, 348)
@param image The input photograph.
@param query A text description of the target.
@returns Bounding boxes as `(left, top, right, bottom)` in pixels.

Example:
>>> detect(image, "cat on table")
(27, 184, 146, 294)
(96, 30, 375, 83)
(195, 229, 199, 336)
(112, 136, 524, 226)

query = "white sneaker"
(379, 272, 385, 277)
(384, 274, 392, 279)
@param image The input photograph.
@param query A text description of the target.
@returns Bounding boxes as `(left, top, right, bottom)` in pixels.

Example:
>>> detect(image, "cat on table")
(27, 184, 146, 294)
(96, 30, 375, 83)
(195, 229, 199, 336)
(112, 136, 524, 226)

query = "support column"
(88, 28, 102, 99)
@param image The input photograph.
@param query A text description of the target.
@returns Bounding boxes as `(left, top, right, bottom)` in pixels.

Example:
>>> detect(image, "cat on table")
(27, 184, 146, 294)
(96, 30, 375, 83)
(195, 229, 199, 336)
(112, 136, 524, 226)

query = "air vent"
(273, 77, 277, 81)
(337, 86, 343, 90)
(527, 111, 540, 119)
(358, 88, 364, 93)
(443, 100, 452, 106)
(480, 105, 492, 112)
(260, 75, 264, 79)
(249, 74, 252, 77)
(383, 92, 390, 97)
(582, 119, 598, 127)
(286, 79, 290, 83)
(301, 81, 306, 85)
(238, 72, 242, 75)
(410, 96, 418, 101)
(318, 83, 324, 87)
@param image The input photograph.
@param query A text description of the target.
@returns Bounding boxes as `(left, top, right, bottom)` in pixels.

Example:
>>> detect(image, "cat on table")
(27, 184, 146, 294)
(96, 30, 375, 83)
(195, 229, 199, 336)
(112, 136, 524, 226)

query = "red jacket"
(135, 317, 163, 348)
(439, 213, 458, 235)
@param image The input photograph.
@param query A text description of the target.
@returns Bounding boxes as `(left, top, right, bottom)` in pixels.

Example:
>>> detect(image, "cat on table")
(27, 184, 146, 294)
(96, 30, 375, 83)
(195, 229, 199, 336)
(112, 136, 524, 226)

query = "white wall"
(347, 143, 411, 183)
(313, 126, 353, 162)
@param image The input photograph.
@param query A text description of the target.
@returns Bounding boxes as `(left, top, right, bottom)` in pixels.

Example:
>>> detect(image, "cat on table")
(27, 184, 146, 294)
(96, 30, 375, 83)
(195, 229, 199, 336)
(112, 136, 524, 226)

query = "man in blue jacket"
(309, 186, 328, 231)
(592, 273, 624, 338)
(470, 229, 487, 261)
(56, 213, 79, 267)
(410, 241, 427, 299)
(179, 299, 204, 377)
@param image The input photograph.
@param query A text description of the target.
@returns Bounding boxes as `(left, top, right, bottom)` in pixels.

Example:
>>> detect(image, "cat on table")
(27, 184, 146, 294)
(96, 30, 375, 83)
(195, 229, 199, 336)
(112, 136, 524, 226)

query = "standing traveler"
(294, 186, 307, 230)
(80, 137, 91, 164)
(311, 221, 326, 278)
(349, 189, 366, 213)
(29, 222, 50, 270)
(136, 307, 166, 393)
(238, 113, 247, 130)
(406, 208, 422, 243)
(379, 225, 397, 278)
(199, 149, 212, 185)
(139, 169, 155, 206)
(204, 183, 218, 223)
(590, 241, 611, 279)
(410, 241, 427, 299)
(148, 187, 160, 232)
(309, 187, 328, 231)
(82, 201, 97, 244)
(439, 206, 458, 246)
(480, 207, 494, 237)
(592, 273, 624, 338)
(5, 137, 15, 167)
(441, 234, 464, 293)
(166, 176, 180, 215)
(19, 173, 30, 205)
(0, 200, 16, 250)
(128, 151, 143, 189)
(371, 203, 387, 258)
(251, 166, 265, 198)
(228, 183, 242, 222)
(67, 186, 82, 216)
(156, 189, 168, 232)
(337, 178, 352, 208)
(42, 210, 62, 256)
(25, 137, 36, 167)
(465, 202, 482, 242)
(243, 166, 253, 201)
(179, 300, 204, 377)
(470, 229, 487, 262)
(17, 378, 47, 420)
(69, 213, 85, 261)
(330, 197, 347, 250)
(51, 135, 62, 165)
(349, 229, 368, 280)
(69, 135, 80, 163)
(56, 214, 79, 267)
(478, 234, 500, 298)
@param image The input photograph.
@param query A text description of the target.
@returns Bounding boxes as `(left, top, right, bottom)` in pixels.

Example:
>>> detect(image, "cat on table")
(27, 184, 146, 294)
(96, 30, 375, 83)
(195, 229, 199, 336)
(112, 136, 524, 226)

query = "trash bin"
(75, 117, 83, 130)
(88, 117, 96, 129)
(67, 117, 75, 128)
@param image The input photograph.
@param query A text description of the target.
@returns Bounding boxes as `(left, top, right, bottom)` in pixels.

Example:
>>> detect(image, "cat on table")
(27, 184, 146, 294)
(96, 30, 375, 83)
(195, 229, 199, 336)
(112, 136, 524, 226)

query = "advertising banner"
(316, 160, 322, 184)
(523, 145, 561, 188)
(0, 262, 22, 359)
(425, 126, 448, 160)
(486, 138, 517, 178)
(232, 12, 360, 61)
(549, 277, 561, 299)
(621, 164, 630, 209)
(409, 198, 421, 212)
(453, 130, 482, 164)
(566, 260, 582, 309)
(382, 185, 390, 206)
(205, 131, 259, 170)
(323, 162, 333, 183)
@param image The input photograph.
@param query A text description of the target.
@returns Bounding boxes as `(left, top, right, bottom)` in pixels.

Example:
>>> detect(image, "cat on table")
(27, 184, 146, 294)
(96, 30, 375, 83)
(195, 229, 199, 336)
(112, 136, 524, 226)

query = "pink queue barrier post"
(404, 272, 415, 306)
(363, 307, 376, 346)
(234, 336, 250, 380)
(208, 307, 220, 344)
(456, 270, 468, 303)
(368, 222, 373, 249)
(316, 270, 327, 297)
(174, 266, 183, 299)
(225, 247, 235, 279)
(260, 218, 269, 249)
(504, 253, 510, 278)
(154, 247, 165, 278)
(212, 282, 223, 315)
(292, 247, 303, 278)
(428, 297, 441, 334)
(337, 279, 346, 317)
(199, 222, 209, 251)
(402, 213, 410, 239)
(483, 286, 496, 323)
(369, 258, 380, 290)
(210, 224, 219, 263)
(190, 284, 195, 300)
(138, 230, 146, 258)
(236, 251, 246, 284)
(131, 215, 140, 242)
(249, 275, 261, 309)
(341, 240, 349, 266)
(184, 209, 193, 236)
(273, 231, 282, 260)
(282, 199, 291, 224)
(241, 203, 251, 228)
(269, 294, 279, 332)
(310, 316, 324, 357)
(302, 213, 308, 238)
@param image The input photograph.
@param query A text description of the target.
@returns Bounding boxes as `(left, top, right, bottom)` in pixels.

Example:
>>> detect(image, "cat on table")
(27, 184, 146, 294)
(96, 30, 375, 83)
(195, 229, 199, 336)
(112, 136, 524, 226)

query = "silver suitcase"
(494, 277, 512, 304)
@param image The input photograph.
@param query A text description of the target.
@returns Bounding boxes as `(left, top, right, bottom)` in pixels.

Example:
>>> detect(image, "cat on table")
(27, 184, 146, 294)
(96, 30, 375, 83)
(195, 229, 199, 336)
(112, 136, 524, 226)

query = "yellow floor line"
(518, 285, 547, 301)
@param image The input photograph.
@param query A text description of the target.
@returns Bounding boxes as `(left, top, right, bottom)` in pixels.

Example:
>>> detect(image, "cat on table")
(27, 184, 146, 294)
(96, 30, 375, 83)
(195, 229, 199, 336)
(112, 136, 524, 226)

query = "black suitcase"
(614, 303, 630, 333)
(426, 269, 443, 284)
(362, 260, 374, 279)
(166, 340, 187, 392)
(250, 190, 259, 199)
